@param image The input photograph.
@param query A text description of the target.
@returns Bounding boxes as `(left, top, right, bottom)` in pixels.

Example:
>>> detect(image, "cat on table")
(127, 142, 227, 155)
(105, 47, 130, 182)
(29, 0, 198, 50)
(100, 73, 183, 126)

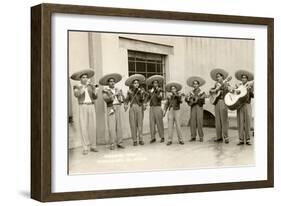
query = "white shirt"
(109, 87, 119, 105)
(83, 86, 92, 104)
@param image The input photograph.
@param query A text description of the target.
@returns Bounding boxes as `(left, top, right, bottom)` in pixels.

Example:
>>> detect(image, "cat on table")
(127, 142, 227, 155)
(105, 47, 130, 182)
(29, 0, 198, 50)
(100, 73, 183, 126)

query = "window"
(128, 50, 166, 91)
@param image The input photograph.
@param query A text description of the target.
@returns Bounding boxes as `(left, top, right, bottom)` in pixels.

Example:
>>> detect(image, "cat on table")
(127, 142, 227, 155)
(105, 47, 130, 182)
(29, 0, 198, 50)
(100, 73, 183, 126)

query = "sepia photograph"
(68, 31, 255, 175)
(30, 3, 273, 201)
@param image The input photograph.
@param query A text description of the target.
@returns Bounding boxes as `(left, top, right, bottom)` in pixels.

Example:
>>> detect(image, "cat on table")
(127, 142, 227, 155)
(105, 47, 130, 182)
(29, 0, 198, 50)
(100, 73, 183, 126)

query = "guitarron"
(224, 81, 254, 110)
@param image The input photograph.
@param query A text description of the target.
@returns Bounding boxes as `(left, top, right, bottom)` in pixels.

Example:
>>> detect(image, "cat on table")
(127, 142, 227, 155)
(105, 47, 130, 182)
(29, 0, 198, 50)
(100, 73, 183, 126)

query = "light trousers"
(149, 106, 164, 139)
(129, 104, 143, 142)
(190, 105, 204, 139)
(237, 103, 251, 143)
(78, 104, 96, 150)
(107, 104, 123, 146)
(168, 108, 183, 141)
(215, 99, 229, 140)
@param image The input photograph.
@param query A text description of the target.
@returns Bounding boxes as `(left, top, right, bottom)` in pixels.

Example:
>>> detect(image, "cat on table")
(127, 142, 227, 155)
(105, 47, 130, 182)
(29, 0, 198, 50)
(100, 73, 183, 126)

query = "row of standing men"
(70, 68, 254, 155)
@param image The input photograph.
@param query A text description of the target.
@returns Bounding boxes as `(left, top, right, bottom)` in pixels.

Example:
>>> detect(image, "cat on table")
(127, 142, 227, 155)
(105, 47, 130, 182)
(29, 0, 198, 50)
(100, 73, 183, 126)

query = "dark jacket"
(73, 84, 98, 104)
(145, 87, 163, 106)
(247, 91, 254, 104)
(165, 94, 182, 111)
(124, 88, 146, 107)
(185, 88, 206, 107)
(211, 82, 230, 99)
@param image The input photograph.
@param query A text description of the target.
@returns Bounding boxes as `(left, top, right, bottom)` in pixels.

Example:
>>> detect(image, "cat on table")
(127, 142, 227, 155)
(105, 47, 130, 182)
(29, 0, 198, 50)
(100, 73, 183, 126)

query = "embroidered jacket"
(73, 83, 98, 104)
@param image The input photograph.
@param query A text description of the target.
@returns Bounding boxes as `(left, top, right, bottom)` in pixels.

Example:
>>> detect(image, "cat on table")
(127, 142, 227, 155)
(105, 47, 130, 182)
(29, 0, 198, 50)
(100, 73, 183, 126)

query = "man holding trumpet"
(71, 69, 99, 155)
(99, 73, 125, 150)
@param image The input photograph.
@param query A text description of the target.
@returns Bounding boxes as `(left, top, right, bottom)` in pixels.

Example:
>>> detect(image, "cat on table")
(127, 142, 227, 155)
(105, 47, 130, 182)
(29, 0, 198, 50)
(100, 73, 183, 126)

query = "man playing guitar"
(234, 70, 254, 146)
(186, 76, 207, 142)
(209, 68, 233, 144)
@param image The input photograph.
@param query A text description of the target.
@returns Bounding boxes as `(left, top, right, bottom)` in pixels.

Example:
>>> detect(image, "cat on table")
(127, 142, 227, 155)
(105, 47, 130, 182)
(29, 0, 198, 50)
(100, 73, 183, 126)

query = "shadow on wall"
(203, 110, 216, 127)
(186, 109, 216, 128)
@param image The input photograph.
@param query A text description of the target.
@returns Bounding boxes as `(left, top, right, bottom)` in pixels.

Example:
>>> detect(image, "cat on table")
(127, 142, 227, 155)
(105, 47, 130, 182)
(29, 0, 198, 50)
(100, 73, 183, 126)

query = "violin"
(151, 87, 163, 94)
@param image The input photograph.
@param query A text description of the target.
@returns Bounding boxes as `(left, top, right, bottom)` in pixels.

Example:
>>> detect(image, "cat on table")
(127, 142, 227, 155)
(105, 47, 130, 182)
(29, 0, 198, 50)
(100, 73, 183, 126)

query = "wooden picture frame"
(31, 3, 274, 202)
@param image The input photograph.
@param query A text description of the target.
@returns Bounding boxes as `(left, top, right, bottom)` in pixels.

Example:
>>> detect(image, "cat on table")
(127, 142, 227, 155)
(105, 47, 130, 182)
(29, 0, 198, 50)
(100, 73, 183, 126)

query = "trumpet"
(103, 88, 124, 102)
(86, 79, 99, 88)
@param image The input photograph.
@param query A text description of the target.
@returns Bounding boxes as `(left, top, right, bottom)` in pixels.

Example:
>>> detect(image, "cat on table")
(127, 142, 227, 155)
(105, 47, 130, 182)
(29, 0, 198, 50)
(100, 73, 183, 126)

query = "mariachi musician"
(164, 82, 185, 145)
(234, 70, 254, 146)
(99, 73, 125, 150)
(209, 68, 233, 144)
(71, 69, 98, 155)
(145, 75, 165, 144)
(186, 76, 207, 142)
(124, 74, 146, 146)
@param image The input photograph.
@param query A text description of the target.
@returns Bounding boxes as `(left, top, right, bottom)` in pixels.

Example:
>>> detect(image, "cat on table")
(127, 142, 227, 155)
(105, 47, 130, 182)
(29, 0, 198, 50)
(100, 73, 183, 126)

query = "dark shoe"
(199, 137, 203, 142)
(225, 139, 229, 144)
(166, 141, 172, 146)
(150, 138, 156, 144)
(133, 142, 138, 146)
(139, 141, 144, 145)
(189, 138, 196, 142)
(109, 145, 115, 150)
(117, 144, 125, 149)
(246, 142, 252, 145)
(160, 138, 165, 143)
(214, 138, 223, 143)
(90, 148, 98, 152)
(82, 150, 89, 155)
(237, 142, 244, 145)
(179, 140, 184, 145)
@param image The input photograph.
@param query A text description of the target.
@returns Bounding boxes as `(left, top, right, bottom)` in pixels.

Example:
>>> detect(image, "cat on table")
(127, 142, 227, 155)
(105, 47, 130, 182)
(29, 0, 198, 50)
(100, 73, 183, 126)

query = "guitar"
(186, 91, 206, 107)
(209, 76, 232, 105)
(224, 81, 254, 110)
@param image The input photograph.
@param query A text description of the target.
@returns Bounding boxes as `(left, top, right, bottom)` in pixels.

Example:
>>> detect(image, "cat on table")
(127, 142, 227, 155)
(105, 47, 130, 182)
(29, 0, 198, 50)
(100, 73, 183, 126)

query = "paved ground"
(69, 127, 255, 175)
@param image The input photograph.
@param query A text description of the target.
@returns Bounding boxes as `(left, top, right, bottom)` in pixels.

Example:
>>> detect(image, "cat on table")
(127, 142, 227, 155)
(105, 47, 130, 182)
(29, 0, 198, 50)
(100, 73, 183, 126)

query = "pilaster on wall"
(88, 32, 108, 145)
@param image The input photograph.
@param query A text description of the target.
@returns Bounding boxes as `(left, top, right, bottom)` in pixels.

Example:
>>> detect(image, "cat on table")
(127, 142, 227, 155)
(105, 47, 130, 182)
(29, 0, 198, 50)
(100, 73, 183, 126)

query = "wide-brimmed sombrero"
(146, 75, 164, 85)
(70, 69, 95, 81)
(99, 73, 122, 86)
(125, 74, 145, 86)
(165, 81, 182, 92)
(186, 76, 206, 87)
(210, 68, 229, 81)
(235, 70, 254, 81)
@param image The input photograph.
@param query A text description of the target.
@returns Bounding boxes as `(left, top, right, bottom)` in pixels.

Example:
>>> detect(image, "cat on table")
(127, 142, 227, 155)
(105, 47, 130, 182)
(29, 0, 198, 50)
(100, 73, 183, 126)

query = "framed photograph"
(31, 3, 274, 202)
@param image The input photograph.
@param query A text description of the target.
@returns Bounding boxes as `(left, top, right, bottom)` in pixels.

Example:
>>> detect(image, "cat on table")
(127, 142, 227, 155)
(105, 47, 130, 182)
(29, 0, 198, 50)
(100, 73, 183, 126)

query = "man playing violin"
(164, 82, 184, 145)
(124, 74, 146, 146)
(145, 75, 165, 144)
